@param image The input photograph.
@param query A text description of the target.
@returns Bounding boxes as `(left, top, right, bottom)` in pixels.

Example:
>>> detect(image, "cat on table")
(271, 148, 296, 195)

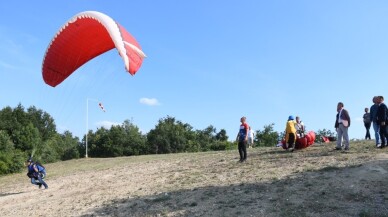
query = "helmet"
(26, 157, 33, 163)
(288, 115, 294, 121)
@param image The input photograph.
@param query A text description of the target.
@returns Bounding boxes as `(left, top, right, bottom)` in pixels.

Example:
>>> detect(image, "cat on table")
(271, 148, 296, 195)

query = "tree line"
(0, 104, 334, 175)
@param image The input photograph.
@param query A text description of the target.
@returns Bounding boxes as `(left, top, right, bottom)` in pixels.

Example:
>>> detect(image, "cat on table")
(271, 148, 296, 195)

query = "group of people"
(236, 97, 386, 161)
(27, 98, 386, 188)
(285, 97, 386, 154)
(363, 96, 388, 149)
(236, 115, 306, 161)
(337, 96, 388, 151)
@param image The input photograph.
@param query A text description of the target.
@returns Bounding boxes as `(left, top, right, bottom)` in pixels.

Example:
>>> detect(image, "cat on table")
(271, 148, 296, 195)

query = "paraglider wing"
(42, 11, 146, 87)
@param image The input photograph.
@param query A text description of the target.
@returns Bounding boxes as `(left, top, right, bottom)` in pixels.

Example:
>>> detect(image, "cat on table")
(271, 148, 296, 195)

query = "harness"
(27, 163, 46, 179)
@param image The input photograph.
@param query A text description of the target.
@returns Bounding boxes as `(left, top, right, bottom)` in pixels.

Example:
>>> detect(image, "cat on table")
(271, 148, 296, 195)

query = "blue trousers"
(373, 122, 380, 145)
(31, 173, 48, 189)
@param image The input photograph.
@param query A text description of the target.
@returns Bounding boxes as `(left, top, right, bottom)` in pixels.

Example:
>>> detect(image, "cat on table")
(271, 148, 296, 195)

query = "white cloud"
(96, 121, 121, 129)
(140, 97, 160, 106)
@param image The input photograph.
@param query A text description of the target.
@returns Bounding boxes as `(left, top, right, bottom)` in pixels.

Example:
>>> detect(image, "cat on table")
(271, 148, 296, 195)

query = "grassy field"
(1, 140, 388, 217)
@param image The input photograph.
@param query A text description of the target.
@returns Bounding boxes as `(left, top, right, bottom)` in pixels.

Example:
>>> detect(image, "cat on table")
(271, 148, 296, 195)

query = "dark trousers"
(379, 124, 388, 146)
(287, 133, 296, 149)
(364, 122, 371, 140)
(238, 140, 247, 160)
(31, 173, 48, 189)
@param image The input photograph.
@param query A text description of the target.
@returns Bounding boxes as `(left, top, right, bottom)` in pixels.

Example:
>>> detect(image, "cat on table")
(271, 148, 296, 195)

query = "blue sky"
(0, 1, 387, 141)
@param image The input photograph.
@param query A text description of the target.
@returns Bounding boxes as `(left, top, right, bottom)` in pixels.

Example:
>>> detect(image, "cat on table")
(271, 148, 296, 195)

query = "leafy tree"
(89, 127, 122, 157)
(209, 140, 229, 151)
(120, 120, 147, 156)
(215, 129, 228, 142)
(0, 104, 80, 174)
(0, 131, 26, 174)
(59, 131, 80, 160)
(0, 130, 14, 152)
(278, 131, 285, 142)
(0, 149, 25, 174)
(194, 126, 231, 151)
(195, 125, 216, 151)
(147, 116, 193, 154)
(0, 106, 15, 137)
(27, 106, 56, 141)
(33, 131, 78, 163)
(13, 104, 28, 126)
(14, 123, 41, 152)
(39, 138, 60, 163)
(255, 123, 279, 147)
(84, 120, 146, 157)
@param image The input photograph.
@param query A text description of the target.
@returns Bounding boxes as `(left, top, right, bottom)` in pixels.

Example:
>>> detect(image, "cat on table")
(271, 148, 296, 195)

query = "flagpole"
(85, 98, 100, 158)
(86, 98, 89, 158)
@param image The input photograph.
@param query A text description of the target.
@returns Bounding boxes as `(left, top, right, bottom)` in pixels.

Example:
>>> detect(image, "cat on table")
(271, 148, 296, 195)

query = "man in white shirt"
(295, 116, 305, 137)
(334, 102, 351, 151)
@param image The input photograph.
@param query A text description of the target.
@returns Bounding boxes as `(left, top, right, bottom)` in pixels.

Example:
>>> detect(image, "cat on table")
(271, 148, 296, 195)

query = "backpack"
(34, 162, 46, 173)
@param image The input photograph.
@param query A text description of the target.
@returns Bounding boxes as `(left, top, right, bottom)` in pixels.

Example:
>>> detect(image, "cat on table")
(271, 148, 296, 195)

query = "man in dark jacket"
(363, 107, 371, 140)
(377, 96, 388, 149)
(370, 96, 381, 147)
(334, 102, 351, 151)
(26, 158, 48, 189)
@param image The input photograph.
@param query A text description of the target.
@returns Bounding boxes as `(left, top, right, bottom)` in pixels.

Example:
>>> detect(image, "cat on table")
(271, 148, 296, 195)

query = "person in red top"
(236, 116, 249, 162)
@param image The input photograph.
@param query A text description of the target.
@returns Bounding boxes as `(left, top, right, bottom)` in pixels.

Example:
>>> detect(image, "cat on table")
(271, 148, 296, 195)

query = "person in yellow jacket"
(285, 115, 297, 152)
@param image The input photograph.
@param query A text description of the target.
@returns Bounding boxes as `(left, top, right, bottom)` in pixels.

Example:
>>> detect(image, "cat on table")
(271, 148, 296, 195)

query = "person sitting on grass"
(295, 116, 305, 138)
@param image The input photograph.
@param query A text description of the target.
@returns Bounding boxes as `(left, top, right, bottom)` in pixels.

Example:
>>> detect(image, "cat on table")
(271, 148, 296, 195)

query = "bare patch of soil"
(1, 141, 388, 217)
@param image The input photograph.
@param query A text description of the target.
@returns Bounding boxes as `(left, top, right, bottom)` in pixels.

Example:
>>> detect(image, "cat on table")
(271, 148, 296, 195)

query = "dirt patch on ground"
(1, 141, 388, 216)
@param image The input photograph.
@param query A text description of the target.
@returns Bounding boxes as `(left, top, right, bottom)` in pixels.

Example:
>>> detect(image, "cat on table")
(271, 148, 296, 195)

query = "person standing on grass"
(236, 116, 249, 162)
(334, 102, 351, 151)
(363, 107, 372, 140)
(377, 96, 388, 149)
(370, 96, 381, 147)
(247, 126, 254, 148)
(285, 115, 296, 152)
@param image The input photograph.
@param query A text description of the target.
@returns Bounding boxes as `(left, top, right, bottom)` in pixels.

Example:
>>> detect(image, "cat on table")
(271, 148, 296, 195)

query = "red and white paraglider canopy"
(42, 11, 146, 87)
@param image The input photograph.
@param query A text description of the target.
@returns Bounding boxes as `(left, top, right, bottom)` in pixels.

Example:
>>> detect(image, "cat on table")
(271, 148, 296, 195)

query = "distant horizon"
(0, 102, 366, 143)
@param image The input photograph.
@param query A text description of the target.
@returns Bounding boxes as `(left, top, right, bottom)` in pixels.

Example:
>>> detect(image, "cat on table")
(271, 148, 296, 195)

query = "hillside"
(0, 141, 388, 217)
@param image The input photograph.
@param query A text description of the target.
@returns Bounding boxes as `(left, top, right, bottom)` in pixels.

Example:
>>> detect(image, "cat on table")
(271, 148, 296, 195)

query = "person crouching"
(26, 158, 48, 189)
